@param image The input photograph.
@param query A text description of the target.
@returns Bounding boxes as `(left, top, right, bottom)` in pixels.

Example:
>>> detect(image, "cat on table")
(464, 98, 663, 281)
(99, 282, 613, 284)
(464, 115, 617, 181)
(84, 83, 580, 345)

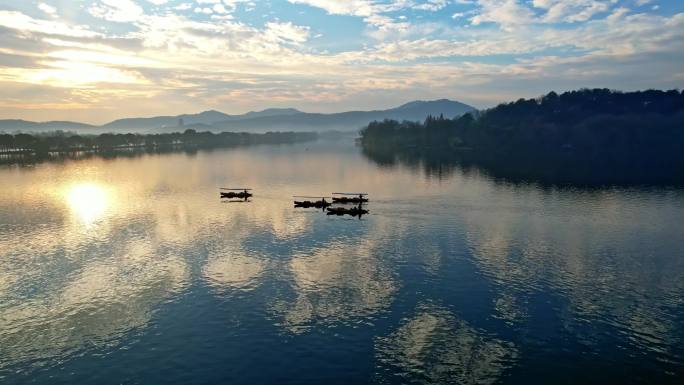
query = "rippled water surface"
(1, 140, 683, 384)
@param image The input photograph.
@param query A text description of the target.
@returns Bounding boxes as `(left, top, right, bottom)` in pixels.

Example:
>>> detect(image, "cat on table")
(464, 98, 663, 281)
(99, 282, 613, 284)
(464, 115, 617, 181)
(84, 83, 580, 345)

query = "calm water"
(1, 139, 683, 384)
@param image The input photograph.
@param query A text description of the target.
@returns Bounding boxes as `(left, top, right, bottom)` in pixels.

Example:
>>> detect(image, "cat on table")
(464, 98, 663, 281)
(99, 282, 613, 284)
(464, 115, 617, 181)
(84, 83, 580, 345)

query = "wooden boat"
(332, 196, 368, 203)
(220, 188, 252, 199)
(294, 200, 331, 208)
(331, 192, 368, 204)
(326, 206, 369, 216)
(221, 192, 252, 199)
(293, 196, 331, 208)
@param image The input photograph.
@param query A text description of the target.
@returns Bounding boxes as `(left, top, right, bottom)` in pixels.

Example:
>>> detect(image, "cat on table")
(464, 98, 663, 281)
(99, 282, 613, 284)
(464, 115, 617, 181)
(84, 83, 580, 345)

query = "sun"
(64, 182, 111, 225)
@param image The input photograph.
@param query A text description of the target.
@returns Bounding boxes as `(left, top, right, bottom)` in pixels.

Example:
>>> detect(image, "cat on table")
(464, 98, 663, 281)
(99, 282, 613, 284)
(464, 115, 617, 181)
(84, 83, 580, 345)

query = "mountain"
(389, 99, 472, 119)
(102, 110, 232, 130)
(0, 99, 475, 133)
(208, 99, 475, 132)
(233, 108, 302, 120)
(101, 108, 305, 130)
(0, 119, 95, 132)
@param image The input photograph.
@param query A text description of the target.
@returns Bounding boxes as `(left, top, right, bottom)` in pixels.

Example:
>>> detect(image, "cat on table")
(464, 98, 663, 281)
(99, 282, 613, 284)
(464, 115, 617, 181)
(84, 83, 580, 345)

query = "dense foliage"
(360, 89, 684, 185)
(0, 129, 317, 155)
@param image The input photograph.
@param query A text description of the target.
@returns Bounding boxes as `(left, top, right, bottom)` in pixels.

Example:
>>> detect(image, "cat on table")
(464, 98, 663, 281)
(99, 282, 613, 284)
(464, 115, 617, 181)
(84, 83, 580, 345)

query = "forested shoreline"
(0, 129, 318, 166)
(360, 89, 684, 186)
(0, 129, 317, 155)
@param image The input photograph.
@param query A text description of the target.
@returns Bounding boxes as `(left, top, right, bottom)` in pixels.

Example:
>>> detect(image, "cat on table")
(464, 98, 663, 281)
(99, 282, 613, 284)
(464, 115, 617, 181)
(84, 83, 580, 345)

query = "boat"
(293, 196, 332, 208)
(331, 192, 368, 204)
(220, 188, 253, 199)
(326, 206, 369, 217)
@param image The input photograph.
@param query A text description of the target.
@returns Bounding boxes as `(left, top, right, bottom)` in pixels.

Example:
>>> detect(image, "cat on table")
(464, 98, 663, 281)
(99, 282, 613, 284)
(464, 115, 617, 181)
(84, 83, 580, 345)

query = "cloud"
(89, 0, 144, 23)
(533, 0, 613, 23)
(175, 3, 193, 10)
(264, 22, 310, 44)
(37, 3, 57, 16)
(0, 11, 101, 38)
(469, 0, 535, 30)
(465, 0, 618, 29)
(0, 0, 681, 122)
(286, 0, 376, 17)
(413, 0, 451, 11)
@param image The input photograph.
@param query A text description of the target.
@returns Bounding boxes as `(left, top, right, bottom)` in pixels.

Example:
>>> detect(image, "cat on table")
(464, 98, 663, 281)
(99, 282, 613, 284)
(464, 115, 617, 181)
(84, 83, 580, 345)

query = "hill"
(0, 119, 96, 132)
(0, 100, 475, 133)
(208, 99, 475, 132)
(101, 108, 305, 130)
(360, 89, 684, 186)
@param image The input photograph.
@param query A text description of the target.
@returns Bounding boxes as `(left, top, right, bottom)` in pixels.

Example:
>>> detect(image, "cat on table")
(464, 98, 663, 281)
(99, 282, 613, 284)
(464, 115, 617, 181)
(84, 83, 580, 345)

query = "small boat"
(221, 191, 252, 199)
(326, 206, 369, 217)
(331, 192, 368, 204)
(294, 196, 332, 208)
(220, 188, 253, 199)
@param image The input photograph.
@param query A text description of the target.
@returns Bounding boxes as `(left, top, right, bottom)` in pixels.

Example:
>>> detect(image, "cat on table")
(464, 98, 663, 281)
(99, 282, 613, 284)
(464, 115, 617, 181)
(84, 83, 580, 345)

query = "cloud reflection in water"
(273, 237, 398, 334)
(203, 251, 266, 291)
(375, 305, 517, 385)
(0, 240, 188, 370)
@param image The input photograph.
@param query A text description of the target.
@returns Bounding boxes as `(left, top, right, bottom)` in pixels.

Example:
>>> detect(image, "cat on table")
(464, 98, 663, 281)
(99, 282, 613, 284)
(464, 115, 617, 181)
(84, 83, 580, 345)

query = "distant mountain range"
(0, 119, 97, 131)
(0, 99, 476, 133)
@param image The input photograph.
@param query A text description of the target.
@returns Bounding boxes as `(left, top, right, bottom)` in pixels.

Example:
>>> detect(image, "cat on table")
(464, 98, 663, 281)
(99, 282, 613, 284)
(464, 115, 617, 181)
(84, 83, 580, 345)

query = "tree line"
(0, 129, 317, 154)
(360, 89, 684, 186)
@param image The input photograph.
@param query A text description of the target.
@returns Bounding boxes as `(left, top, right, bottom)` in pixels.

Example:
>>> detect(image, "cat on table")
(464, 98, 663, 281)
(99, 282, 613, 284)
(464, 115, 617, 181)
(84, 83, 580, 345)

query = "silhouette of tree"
(0, 130, 317, 161)
(360, 89, 684, 186)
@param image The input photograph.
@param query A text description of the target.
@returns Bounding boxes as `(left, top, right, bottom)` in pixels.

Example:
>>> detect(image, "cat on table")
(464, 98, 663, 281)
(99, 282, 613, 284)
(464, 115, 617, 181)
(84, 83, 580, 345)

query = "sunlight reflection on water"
(63, 182, 112, 225)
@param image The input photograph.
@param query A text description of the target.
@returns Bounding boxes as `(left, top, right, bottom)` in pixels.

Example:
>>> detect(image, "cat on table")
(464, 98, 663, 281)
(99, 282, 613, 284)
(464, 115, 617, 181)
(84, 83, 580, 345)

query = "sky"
(0, 0, 682, 124)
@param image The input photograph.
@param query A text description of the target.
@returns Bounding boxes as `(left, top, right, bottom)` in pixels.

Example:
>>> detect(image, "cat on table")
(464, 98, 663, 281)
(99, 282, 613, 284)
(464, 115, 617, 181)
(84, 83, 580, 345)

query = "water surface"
(1, 140, 683, 384)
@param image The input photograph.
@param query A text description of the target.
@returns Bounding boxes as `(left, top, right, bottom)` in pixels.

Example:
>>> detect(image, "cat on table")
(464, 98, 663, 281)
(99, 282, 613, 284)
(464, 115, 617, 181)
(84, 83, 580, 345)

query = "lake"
(1, 138, 683, 384)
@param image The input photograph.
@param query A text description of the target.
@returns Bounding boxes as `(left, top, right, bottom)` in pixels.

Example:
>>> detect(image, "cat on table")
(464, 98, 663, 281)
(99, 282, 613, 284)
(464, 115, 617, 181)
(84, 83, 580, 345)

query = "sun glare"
(65, 182, 111, 225)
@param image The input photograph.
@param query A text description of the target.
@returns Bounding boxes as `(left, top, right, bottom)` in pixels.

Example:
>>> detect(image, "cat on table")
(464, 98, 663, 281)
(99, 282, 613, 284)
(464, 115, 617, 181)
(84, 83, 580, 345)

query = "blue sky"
(0, 0, 682, 123)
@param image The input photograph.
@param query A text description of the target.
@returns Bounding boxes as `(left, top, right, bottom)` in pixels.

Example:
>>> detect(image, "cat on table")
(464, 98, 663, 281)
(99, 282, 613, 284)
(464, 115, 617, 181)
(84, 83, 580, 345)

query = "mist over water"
(1, 139, 683, 384)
